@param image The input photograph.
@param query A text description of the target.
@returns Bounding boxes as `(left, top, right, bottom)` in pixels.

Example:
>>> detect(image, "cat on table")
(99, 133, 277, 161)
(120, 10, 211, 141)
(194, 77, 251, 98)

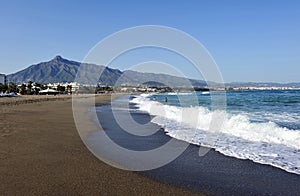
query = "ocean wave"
(167, 92, 193, 95)
(130, 94, 300, 175)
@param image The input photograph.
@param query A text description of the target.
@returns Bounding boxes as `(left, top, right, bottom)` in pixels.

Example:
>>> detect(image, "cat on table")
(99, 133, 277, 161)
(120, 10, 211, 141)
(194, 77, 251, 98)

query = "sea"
(130, 90, 300, 175)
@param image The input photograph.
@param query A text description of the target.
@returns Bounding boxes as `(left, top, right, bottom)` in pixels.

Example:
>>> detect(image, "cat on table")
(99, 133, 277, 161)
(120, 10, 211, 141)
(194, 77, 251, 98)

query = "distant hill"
(8, 56, 80, 84)
(121, 70, 207, 87)
(7, 55, 207, 87)
(6, 56, 299, 88)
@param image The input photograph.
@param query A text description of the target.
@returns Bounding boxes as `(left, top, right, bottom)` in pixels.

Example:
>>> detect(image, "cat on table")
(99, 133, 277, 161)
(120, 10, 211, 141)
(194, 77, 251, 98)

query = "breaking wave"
(130, 94, 300, 175)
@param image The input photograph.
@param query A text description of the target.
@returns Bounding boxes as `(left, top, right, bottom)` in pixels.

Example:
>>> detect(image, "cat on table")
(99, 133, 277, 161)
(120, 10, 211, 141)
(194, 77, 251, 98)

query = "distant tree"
(32, 86, 41, 95)
(41, 84, 48, 90)
(26, 89, 31, 95)
(19, 84, 26, 95)
(66, 85, 72, 94)
(56, 85, 66, 93)
(0, 83, 5, 92)
(35, 82, 42, 88)
(26, 81, 33, 95)
(28, 81, 33, 88)
(7, 82, 17, 93)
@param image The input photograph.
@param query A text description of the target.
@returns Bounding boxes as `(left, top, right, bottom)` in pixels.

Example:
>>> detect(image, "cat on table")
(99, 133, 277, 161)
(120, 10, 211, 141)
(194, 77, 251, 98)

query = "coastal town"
(1, 72, 300, 97)
(1, 80, 300, 97)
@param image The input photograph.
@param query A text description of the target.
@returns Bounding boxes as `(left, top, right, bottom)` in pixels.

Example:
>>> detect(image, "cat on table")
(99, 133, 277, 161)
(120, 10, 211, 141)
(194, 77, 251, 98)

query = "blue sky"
(0, 0, 299, 82)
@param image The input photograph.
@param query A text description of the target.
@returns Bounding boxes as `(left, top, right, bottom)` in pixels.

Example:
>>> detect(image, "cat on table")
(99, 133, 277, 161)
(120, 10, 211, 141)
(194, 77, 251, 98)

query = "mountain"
(7, 56, 207, 87)
(7, 56, 129, 85)
(8, 56, 299, 88)
(121, 70, 207, 87)
(8, 56, 80, 84)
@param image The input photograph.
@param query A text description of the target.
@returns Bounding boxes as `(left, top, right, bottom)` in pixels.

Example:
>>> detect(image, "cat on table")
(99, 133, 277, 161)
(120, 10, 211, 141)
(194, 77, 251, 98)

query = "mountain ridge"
(7, 56, 208, 87)
(6, 56, 300, 88)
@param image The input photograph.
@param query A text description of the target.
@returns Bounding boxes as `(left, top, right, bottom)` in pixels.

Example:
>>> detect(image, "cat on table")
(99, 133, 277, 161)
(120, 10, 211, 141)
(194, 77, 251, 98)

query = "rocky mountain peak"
(53, 55, 63, 61)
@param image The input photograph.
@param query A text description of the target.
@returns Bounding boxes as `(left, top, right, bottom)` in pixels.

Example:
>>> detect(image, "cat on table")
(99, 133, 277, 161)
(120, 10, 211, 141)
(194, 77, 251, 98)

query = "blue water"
(151, 90, 300, 130)
(131, 90, 300, 174)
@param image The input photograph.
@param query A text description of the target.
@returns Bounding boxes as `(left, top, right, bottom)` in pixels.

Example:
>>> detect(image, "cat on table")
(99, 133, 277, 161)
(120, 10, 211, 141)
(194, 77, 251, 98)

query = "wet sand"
(0, 95, 200, 195)
(94, 95, 300, 196)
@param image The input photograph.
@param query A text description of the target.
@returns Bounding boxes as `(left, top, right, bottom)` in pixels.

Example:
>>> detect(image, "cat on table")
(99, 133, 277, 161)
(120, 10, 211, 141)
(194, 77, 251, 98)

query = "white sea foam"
(130, 94, 300, 174)
(201, 91, 210, 95)
(167, 92, 193, 95)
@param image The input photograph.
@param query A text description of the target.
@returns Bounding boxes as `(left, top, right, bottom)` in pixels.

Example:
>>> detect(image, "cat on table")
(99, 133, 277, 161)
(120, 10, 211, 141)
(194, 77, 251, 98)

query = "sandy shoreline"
(94, 95, 300, 195)
(0, 95, 200, 195)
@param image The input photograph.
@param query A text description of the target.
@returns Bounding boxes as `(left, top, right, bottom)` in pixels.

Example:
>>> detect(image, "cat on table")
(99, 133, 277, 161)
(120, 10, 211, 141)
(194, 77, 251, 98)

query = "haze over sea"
(131, 90, 300, 174)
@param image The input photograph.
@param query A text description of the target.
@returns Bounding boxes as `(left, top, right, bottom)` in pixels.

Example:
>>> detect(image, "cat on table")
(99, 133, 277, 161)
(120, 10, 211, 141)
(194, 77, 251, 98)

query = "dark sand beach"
(93, 95, 300, 196)
(2, 94, 300, 195)
(0, 95, 200, 195)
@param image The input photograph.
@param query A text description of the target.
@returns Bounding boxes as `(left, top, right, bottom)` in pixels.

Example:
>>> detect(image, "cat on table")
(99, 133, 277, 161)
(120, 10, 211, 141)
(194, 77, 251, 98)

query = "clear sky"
(0, 0, 299, 83)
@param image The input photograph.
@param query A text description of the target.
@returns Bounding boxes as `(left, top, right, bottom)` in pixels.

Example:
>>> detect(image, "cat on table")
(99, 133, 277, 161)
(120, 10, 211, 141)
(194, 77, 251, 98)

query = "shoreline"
(92, 95, 300, 195)
(0, 94, 201, 195)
